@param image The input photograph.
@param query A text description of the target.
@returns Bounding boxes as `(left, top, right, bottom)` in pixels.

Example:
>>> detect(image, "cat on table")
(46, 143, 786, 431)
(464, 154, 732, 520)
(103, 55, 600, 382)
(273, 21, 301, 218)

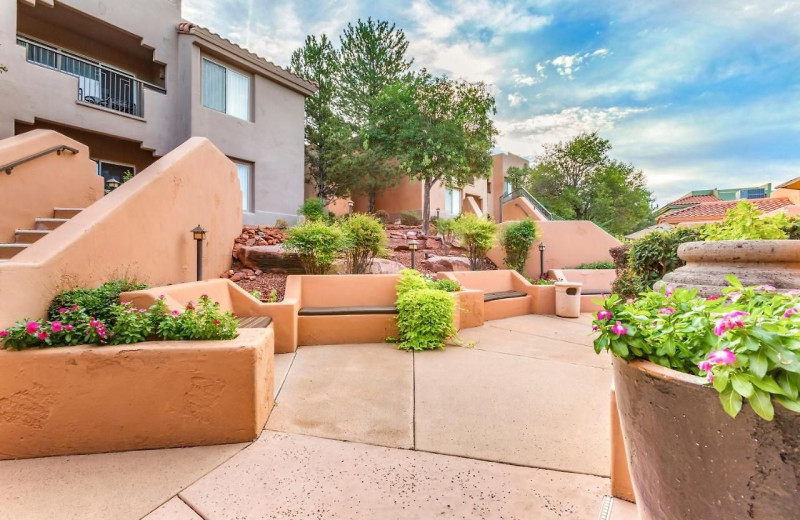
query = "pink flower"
(0, 330, 8, 338)
(58, 307, 68, 314)
(213, 319, 220, 326)
(597, 310, 613, 320)
(592, 325, 600, 332)
(658, 307, 676, 316)
(186, 302, 195, 311)
(665, 285, 674, 297)
(90, 319, 99, 327)
(626, 298, 636, 304)
(784, 308, 798, 318)
(755, 285, 777, 292)
(71, 305, 79, 311)
(50, 321, 63, 333)
(697, 360, 713, 372)
(708, 349, 736, 366)
(713, 311, 749, 336)
(706, 373, 714, 383)
(201, 294, 209, 299)
(171, 310, 180, 316)
(26, 321, 39, 334)
(64, 324, 74, 331)
(707, 295, 720, 301)
(729, 291, 742, 302)
(158, 294, 166, 299)
(611, 321, 628, 336)
(37, 331, 49, 340)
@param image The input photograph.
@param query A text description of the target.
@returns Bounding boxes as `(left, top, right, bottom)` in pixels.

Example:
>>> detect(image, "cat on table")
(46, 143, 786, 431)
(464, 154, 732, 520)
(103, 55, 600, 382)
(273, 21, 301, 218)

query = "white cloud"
(507, 92, 526, 107)
(547, 48, 609, 78)
(410, 39, 500, 84)
(408, 0, 551, 40)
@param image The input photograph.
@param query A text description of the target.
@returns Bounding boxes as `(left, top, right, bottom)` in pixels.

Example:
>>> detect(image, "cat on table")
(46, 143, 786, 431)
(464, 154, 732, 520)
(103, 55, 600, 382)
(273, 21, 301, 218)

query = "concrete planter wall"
(0, 328, 274, 460)
(663, 240, 800, 296)
(614, 358, 800, 520)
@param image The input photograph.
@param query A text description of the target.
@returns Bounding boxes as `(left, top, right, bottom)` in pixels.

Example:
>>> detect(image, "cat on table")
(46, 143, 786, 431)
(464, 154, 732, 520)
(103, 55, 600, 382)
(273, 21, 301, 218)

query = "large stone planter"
(614, 358, 800, 520)
(0, 328, 274, 460)
(663, 240, 800, 296)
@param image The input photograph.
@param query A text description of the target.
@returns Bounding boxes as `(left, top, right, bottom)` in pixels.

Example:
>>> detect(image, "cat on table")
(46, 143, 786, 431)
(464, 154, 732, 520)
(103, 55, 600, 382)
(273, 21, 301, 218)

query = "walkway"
(0, 315, 637, 520)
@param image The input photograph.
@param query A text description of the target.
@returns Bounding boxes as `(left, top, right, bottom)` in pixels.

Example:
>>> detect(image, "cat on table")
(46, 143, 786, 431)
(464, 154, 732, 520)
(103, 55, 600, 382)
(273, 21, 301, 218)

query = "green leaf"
(751, 375, 786, 396)
(712, 370, 729, 392)
(725, 274, 743, 288)
(775, 395, 800, 413)
(748, 388, 775, 420)
(749, 350, 768, 378)
(719, 385, 743, 418)
(777, 372, 799, 400)
(731, 373, 754, 397)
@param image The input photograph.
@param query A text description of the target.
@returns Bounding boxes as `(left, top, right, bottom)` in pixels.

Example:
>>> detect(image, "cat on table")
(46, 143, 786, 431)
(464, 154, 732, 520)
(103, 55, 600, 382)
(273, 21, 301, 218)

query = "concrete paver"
(273, 352, 295, 399)
(142, 497, 203, 520)
(0, 443, 246, 520)
(266, 343, 414, 448)
(181, 431, 609, 520)
(489, 314, 597, 346)
(414, 346, 611, 476)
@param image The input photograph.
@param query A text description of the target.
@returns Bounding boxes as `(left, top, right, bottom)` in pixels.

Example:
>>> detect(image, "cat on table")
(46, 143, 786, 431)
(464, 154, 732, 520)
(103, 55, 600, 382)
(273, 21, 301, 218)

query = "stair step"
(53, 207, 84, 219)
(0, 243, 29, 259)
(34, 218, 69, 231)
(15, 229, 50, 244)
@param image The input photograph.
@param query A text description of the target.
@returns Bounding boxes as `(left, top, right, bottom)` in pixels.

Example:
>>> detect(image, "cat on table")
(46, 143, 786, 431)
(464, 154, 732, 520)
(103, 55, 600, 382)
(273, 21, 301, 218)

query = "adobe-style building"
(0, 0, 316, 225)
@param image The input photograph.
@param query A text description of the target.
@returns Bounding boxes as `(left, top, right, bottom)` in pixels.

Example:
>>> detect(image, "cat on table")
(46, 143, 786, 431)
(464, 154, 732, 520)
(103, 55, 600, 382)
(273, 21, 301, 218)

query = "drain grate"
(597, 495, 614, 520)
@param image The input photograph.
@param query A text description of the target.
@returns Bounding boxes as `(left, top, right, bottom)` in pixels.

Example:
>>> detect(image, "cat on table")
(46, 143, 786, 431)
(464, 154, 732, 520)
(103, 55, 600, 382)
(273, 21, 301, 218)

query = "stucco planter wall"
(614, 358, 800, 520)
(0, 328, 274, 460)
(663, 240, 800, 296)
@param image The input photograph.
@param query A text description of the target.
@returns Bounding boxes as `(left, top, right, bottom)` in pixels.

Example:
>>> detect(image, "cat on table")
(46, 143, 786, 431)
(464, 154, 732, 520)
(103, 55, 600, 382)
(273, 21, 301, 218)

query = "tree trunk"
(422, 178, 432, 235)
(368, 189, 376, 214)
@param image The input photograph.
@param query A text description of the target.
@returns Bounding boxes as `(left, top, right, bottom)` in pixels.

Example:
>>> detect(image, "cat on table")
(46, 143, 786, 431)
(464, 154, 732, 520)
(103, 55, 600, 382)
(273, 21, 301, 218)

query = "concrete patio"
(0, 314, 637, 520)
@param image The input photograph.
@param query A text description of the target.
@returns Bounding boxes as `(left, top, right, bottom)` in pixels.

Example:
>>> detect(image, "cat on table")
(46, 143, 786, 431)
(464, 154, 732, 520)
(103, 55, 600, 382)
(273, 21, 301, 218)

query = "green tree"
(289, 35, 351, 202)
(527, 132, 654, 235)
(374, 70, 498, 234)
(337, 18, 411, 212)
(504, 163, 532, 193)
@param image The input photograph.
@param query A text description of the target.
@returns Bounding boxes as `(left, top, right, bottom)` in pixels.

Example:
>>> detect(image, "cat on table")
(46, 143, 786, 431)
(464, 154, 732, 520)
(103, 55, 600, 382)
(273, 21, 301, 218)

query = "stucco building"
(0, 0, 316, 225)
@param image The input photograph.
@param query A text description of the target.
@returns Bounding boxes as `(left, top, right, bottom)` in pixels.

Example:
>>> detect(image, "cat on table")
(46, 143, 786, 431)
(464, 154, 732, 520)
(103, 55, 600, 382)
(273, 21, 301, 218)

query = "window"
(504, 180, 513, 195)
(234, 161, 253, 212)
(95, 160, 135, 189)
(202, 57, 251, 120)
(445, 188, 462, 215)
(741, 188, 767, 200)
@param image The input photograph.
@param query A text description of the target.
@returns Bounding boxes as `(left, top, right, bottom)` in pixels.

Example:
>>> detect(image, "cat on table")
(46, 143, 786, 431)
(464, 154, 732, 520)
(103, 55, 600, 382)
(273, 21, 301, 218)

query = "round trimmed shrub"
(283, 220, 346, 274)
(499, 218, 538, 274)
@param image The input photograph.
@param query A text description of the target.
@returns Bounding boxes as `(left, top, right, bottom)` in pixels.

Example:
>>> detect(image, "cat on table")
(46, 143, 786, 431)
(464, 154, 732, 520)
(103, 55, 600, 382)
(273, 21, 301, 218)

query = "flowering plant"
(593, 275, 800, 420)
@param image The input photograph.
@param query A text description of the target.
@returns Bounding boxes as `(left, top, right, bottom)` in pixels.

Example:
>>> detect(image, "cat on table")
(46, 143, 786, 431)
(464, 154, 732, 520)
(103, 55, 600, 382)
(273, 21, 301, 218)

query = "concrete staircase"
(0, 208, 83, 263)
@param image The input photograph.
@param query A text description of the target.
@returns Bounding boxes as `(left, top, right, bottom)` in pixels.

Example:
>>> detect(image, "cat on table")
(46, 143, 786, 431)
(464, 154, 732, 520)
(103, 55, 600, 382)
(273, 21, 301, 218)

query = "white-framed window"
(504, 179, 513, 195)
(95, 159, 135, 185)
(202, 57, 251, 121)
(234, 161, 254, 212)
(445, 188, 462, 215)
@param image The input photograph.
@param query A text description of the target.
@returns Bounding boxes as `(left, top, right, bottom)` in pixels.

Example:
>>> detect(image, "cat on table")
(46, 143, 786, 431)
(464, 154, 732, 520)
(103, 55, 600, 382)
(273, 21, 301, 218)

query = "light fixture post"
(538, 242, 546, 278)
(191, 225, 207, 281)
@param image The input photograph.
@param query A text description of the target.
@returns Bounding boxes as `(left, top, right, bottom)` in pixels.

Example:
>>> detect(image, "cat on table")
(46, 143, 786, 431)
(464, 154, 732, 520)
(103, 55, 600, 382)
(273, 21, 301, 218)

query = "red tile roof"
(669, 194, 721, 205)
(661, 198, 793, 223)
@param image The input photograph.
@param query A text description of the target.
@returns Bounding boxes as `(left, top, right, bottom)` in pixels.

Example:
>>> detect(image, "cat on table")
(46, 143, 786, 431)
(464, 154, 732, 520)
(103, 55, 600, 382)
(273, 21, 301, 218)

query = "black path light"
(192, 225, 207, 281)
(348, 200, 354, 214)
(538, 242, 546, 278)
(406, 230, 419, 270)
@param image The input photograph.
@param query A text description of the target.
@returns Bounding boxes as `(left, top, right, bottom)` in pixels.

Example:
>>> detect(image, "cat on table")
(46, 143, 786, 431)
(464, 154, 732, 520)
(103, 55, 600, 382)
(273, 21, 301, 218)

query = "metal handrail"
(498, 187, 562, 221)
(2, 145, 79, 175)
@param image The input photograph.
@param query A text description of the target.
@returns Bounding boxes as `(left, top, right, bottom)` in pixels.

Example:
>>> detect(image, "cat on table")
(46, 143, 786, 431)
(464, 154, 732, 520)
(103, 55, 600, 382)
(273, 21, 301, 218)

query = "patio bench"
(438, 270, 550, 319)
(238, 316, 273, 328)
(298, 306, 397, 316)
(483, 290, 528, 303)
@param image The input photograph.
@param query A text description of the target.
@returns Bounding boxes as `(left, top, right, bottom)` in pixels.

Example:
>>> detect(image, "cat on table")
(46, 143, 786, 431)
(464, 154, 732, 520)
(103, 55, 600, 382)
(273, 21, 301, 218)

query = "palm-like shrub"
(499, 218, 538, 274)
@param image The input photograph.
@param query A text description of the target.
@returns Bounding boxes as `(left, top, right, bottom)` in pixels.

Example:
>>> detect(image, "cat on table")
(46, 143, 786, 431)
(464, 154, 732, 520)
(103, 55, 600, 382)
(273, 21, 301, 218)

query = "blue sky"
(182, 0, 800, 206)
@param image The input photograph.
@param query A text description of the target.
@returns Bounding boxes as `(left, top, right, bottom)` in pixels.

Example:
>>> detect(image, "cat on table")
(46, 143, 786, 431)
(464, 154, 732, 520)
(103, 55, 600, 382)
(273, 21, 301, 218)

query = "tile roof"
(662, 198, 793, 222)
(669, 194, 721, 205)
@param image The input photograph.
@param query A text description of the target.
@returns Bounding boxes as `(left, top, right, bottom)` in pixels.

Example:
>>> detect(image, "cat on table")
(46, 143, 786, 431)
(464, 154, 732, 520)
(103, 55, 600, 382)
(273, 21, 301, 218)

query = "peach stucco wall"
(0, 130, 103, 243)
(0, 136, 241, 329)
(771, 188, 800, 205)
(487, 220, 621, 280)
(501, 197, 547, 222)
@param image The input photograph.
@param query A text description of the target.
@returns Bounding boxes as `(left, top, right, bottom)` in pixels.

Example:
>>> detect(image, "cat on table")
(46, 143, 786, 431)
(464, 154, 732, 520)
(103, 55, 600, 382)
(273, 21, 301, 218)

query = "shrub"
(430, 279, 462, 292)
(396, 268, 430, 298)
(266, 288, 279, 302)
(48, 280, 148, 325)
(340, 213, 387, 274)
(499, 218, 538, 274)
(528, 277, 555, 286)
(434, 217, 457, 255)
(396, 288, 456, 351)
(593, 277, 800, 421)
(609, 245, 631, 275)
(283, 220, 346, 274)
(399, 210, 421, 226)
(574, 261, 615, 269)
(783, 217, 800, 239)
(298, 198, 327, 222)
(452, 214, 498, 270)
(274, 218, 288, 230)
(374, 209, 390, 224)
(703, 201, 788, 241)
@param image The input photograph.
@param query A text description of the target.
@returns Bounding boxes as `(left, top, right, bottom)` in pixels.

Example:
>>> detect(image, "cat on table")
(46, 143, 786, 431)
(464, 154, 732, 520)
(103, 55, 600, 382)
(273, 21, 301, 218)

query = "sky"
(182, 0, 800, 207)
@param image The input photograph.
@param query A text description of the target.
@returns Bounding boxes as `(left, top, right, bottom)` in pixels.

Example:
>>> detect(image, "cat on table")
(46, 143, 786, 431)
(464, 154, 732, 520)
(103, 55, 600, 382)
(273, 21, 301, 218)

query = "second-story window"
(445, 188, 462, 216)
(202, 57, 251, 121)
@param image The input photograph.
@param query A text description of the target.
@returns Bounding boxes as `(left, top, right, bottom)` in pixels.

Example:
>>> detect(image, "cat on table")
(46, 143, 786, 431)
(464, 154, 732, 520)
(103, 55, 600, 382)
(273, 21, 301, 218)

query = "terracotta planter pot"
(614, 358, 800, 520)
(663, 240, 800, 296)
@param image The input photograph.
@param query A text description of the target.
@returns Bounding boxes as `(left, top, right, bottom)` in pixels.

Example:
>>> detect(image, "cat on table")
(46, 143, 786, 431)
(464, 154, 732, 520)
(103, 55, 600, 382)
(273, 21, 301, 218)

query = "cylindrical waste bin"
(555, 281, 582, 318)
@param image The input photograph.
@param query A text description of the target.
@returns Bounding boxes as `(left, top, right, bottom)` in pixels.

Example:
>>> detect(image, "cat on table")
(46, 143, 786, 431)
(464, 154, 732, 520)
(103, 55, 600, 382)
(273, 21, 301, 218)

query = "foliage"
(504, 164, 531, 193)
(434, 217, 457, 255)
(48, 280, 148, 326)
(452, 214, 498, 270)
(283, 220, 346, 274)
(372, 70, 498, 234)
(374, 209, 390, 224)
(2, 296, 237, 350)
(609, 245, 631, 274)
(517, 132, 654, 235)
(396, 289, 457, 351)
(396, 268, 431, 297)
(574, 261, 615, 269)
(430, 279, 462, 292)
(612, 227, 704, 298)
(339, 213, 387, 274)
(249, 290, 262, 300)
(783, 217, 800, 239)
(500, 218, 538, 274)
(266, 289, 279, 303)
(274, 219, 288, 230)
(399, 211, 421, 226)
(593, 278, 800, 421)
(298, 198, 328, 222)
(530, 278, 555, 286)
(703, 201, 789, 241)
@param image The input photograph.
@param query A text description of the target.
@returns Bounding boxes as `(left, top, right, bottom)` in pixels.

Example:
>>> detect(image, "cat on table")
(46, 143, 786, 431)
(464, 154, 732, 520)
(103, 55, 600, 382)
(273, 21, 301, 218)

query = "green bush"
(374, 209, 390, 224)
(396, 288, 456, 351)
(340, 213, 387, 274)
(283, 220, 346, 274)
(499, 218, 538, 274)
(434, 217, 457, 254)
(430, 279, 462, 292)
(609, 245, 631, 274)
(528, 277, 555, 286)
(399, 210, 421, 226)
(274, 218, 288, 230)
(298, 198, 327, 222)
(452, 214, 498, 270)
(396, 268, 430, 297)
(574, 261, 615, 269)
(783, 217, 800, 239)
(48, 280, 148, 325)
(703, 201, 788, 241)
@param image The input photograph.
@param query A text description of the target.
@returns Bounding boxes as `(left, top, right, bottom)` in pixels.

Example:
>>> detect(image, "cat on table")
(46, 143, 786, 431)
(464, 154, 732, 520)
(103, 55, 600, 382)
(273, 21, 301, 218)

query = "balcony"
(16, 37, 165, 119)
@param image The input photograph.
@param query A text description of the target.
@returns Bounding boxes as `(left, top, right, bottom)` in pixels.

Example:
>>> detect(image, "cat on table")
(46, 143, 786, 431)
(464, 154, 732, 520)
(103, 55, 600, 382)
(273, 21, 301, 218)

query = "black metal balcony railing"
(499, 187, 562, 222)
(16, 36, 165, 118)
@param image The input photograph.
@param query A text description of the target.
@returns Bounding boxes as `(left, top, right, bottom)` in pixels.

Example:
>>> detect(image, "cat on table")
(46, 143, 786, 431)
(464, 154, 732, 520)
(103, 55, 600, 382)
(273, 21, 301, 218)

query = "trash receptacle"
(555, 281, 582, 318)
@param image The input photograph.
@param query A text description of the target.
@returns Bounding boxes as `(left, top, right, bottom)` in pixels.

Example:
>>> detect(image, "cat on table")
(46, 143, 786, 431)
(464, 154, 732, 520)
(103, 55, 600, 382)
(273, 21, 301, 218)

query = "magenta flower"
(713, 311, 749, 336)
(37, 331, 49, 341)
(706, 372, 714, 383)
(158, 294, 166, 299)
(58, 307, 68, 314)
(201, 294, 209, 299)
(697, 360, 713, 372)
(171, 310, 180, 316)
(26, 321, 40, 334)
(213, 319, 220, 326)
(51, 321, 63, 333)
(71, 305, 79, 311)
(186, 302, 195, 311)
(611, 321, 628, 336)
(665, 285, 674, 297)
(707, 295, 720, 301)
(0, 330, 8, 338)
(784, 308, 799, 318)
(597, 310, 613, 320)
(708, 349, 736, 365)
(592, 324, 600, 332)
(64, 324, 74, 331)
(658, 307, 676, 316)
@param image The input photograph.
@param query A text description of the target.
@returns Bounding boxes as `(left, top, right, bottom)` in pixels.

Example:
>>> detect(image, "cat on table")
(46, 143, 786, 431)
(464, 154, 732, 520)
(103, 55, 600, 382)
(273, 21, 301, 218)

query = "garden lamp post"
(192, 225, 207, 281)
(436, 207, 440, 219)
(538, 242, 546, 278)
(348, 200, 354, 215)
(407, 231, 419, 270)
